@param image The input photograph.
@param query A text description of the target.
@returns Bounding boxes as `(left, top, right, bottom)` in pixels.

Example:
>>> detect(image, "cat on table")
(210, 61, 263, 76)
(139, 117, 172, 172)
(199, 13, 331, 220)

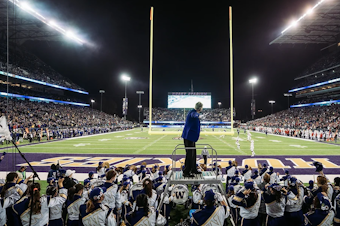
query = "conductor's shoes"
(183, 173, 194, 178)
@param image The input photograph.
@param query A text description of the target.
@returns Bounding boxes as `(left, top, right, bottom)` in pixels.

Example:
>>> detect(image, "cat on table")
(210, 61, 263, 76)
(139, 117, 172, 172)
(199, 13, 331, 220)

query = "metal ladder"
(157, 144, 225, 211)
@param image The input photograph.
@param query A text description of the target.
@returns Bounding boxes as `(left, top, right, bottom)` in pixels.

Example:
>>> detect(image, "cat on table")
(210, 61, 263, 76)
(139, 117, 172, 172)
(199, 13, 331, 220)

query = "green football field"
(4, 128, 338, 155)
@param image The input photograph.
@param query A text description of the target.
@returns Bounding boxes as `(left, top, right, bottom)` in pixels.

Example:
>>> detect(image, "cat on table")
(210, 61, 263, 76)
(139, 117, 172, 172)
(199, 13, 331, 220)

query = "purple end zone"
(1, 153, 340, 175)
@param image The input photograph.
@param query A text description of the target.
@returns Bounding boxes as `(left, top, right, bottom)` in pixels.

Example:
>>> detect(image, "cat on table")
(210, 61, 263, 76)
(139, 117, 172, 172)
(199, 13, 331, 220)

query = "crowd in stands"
(0, 97, 133, 143)
(246, 104, 340, 141)
(294, 50, 340, 88)
(1, 156, 340, 225)
(0, 82, 84, 103)
(0, 42, 84, 91)
(145, 108, 232, 122)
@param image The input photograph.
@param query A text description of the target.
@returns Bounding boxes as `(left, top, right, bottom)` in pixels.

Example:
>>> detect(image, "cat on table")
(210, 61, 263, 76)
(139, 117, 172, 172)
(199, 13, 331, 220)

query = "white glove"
(215, 193, 223, 202)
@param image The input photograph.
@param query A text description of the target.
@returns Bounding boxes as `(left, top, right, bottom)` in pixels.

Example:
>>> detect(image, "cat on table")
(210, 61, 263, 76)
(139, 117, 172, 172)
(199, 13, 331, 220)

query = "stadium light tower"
(284, 93, 292, 109)
(121, 74, 131, 119)
(269, 100, 275, 114)
(249, 77, 257, 119)
(91, 99, 95, 109)
(218, 102, 222, 109)
(136, 91, 144, 123)
(99, 90, 105, 112)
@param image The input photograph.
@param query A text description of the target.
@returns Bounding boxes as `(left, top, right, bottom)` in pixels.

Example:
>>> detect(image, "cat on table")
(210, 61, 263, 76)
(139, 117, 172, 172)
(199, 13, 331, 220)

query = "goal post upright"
(229, 6, 234, 134)
(149, 7, 154, 134)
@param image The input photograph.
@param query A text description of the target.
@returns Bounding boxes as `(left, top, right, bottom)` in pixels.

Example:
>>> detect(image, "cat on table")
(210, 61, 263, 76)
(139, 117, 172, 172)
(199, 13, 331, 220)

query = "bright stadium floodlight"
(281, 0, 325, 34)
(10, 0, 87, 45)
(218, 102, 222, 108)
(20, 2, 33, 11)
(249, 78, 257, 84)
(121, 74, 131, 81)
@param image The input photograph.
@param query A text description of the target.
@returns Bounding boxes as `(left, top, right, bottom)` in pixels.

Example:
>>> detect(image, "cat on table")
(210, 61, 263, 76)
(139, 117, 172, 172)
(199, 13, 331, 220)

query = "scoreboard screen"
(168, 92, 211, 109)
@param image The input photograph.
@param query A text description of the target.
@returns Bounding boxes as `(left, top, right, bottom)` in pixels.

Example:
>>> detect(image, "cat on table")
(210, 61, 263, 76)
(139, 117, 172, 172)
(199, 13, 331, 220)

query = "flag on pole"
(0, 116, 12, 141)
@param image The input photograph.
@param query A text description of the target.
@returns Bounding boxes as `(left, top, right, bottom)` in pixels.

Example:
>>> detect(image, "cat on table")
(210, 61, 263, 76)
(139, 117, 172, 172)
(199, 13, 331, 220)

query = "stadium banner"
(1, 153, 340, 175)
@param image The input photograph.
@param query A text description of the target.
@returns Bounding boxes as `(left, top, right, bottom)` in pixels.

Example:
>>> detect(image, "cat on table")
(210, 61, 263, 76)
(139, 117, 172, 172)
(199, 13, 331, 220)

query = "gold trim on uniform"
(233, 196, 243, 202)
(334, 217, 340, 223)
(202, 208, 219, 226)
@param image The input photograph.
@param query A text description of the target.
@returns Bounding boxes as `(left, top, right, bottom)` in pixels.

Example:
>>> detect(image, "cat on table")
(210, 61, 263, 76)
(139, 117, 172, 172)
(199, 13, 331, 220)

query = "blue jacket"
(181, 109, 200, 142)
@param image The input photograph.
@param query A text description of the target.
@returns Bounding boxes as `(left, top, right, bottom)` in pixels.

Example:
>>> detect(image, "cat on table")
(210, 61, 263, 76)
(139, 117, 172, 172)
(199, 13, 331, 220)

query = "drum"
(171, 184, 189, 204)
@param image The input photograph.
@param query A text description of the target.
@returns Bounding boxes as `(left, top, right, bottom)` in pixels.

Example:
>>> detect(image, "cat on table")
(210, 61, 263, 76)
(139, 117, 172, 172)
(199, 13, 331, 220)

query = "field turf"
(5, 128, 337, 156)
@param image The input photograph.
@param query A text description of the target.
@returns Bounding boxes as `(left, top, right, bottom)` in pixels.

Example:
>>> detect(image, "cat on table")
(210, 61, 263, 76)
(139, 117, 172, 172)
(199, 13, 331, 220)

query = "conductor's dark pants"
(183, 139, 196, 174)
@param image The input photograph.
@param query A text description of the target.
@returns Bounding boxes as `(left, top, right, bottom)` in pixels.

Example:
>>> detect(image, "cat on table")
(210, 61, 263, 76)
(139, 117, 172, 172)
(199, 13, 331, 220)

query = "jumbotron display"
(168, 92, 211, 108)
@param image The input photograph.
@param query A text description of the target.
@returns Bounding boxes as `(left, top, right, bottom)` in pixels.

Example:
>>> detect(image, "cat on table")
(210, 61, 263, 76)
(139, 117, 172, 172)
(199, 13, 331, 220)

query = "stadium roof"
(0, 0, 86, 44)
(270, 0, 340, 45)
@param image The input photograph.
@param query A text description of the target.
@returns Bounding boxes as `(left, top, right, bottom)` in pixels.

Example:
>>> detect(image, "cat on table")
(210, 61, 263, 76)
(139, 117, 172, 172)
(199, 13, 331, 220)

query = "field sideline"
(2, 128, 338, 155)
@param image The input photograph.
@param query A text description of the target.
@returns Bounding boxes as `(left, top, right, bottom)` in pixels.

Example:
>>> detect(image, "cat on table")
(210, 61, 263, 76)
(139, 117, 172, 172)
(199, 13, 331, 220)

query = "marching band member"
(232, 181, 261, 225)
(284, 177, 304, 226)
(192, 185, 204, 210)
(0, 173, 28, 226)
(267, 167, 279, 184)
(259, 163, 268, 178)
(140, 178, 158, 209)
(125, 193, 156, 226)
(226, 160, 236, 187)
(242, 165, 252, 182)
(102, 170, 120, 210)
(251, 170, 261, 185)
(164, 165, 172, 180)
(1, 172, 31, 226)
(263, 183, 288, 226)
(12, 183, 50, 226)
(279, 170, 290, 187)
(66, 184, 86, 226)
(97, 162, 106, 178)
(79, 187, 117, 226)
(46, 178, 68, 226)
(191, 190, 229, 226)
(151, 165, 159, 180)
(226, 185, 240, 225)
(119, 182, 132, 222)
(304, 192, 334, 226)
(159, 185, 174, 226)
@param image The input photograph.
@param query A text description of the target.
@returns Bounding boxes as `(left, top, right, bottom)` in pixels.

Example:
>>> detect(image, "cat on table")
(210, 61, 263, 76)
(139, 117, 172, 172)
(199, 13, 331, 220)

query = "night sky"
(22, 0, 327, 121)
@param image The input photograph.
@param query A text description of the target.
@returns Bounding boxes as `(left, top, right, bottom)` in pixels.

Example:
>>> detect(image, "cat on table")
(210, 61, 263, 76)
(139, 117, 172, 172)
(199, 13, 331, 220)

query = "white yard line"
(134, 135, 167, 154)
(213, 135, 246, 155)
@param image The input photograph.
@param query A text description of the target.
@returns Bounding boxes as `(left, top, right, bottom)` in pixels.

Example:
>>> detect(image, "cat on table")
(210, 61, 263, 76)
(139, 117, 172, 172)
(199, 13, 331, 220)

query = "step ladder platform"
(170, 171, 221, 185)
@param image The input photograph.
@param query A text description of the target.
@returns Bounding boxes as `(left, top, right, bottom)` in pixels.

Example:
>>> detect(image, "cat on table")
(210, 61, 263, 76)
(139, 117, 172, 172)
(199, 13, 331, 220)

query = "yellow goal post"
(148, 7, 234, 136)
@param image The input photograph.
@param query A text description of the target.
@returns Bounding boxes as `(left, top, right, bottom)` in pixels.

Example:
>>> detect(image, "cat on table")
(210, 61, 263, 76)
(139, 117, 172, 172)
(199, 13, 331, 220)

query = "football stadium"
(0, 1, 340, 226)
